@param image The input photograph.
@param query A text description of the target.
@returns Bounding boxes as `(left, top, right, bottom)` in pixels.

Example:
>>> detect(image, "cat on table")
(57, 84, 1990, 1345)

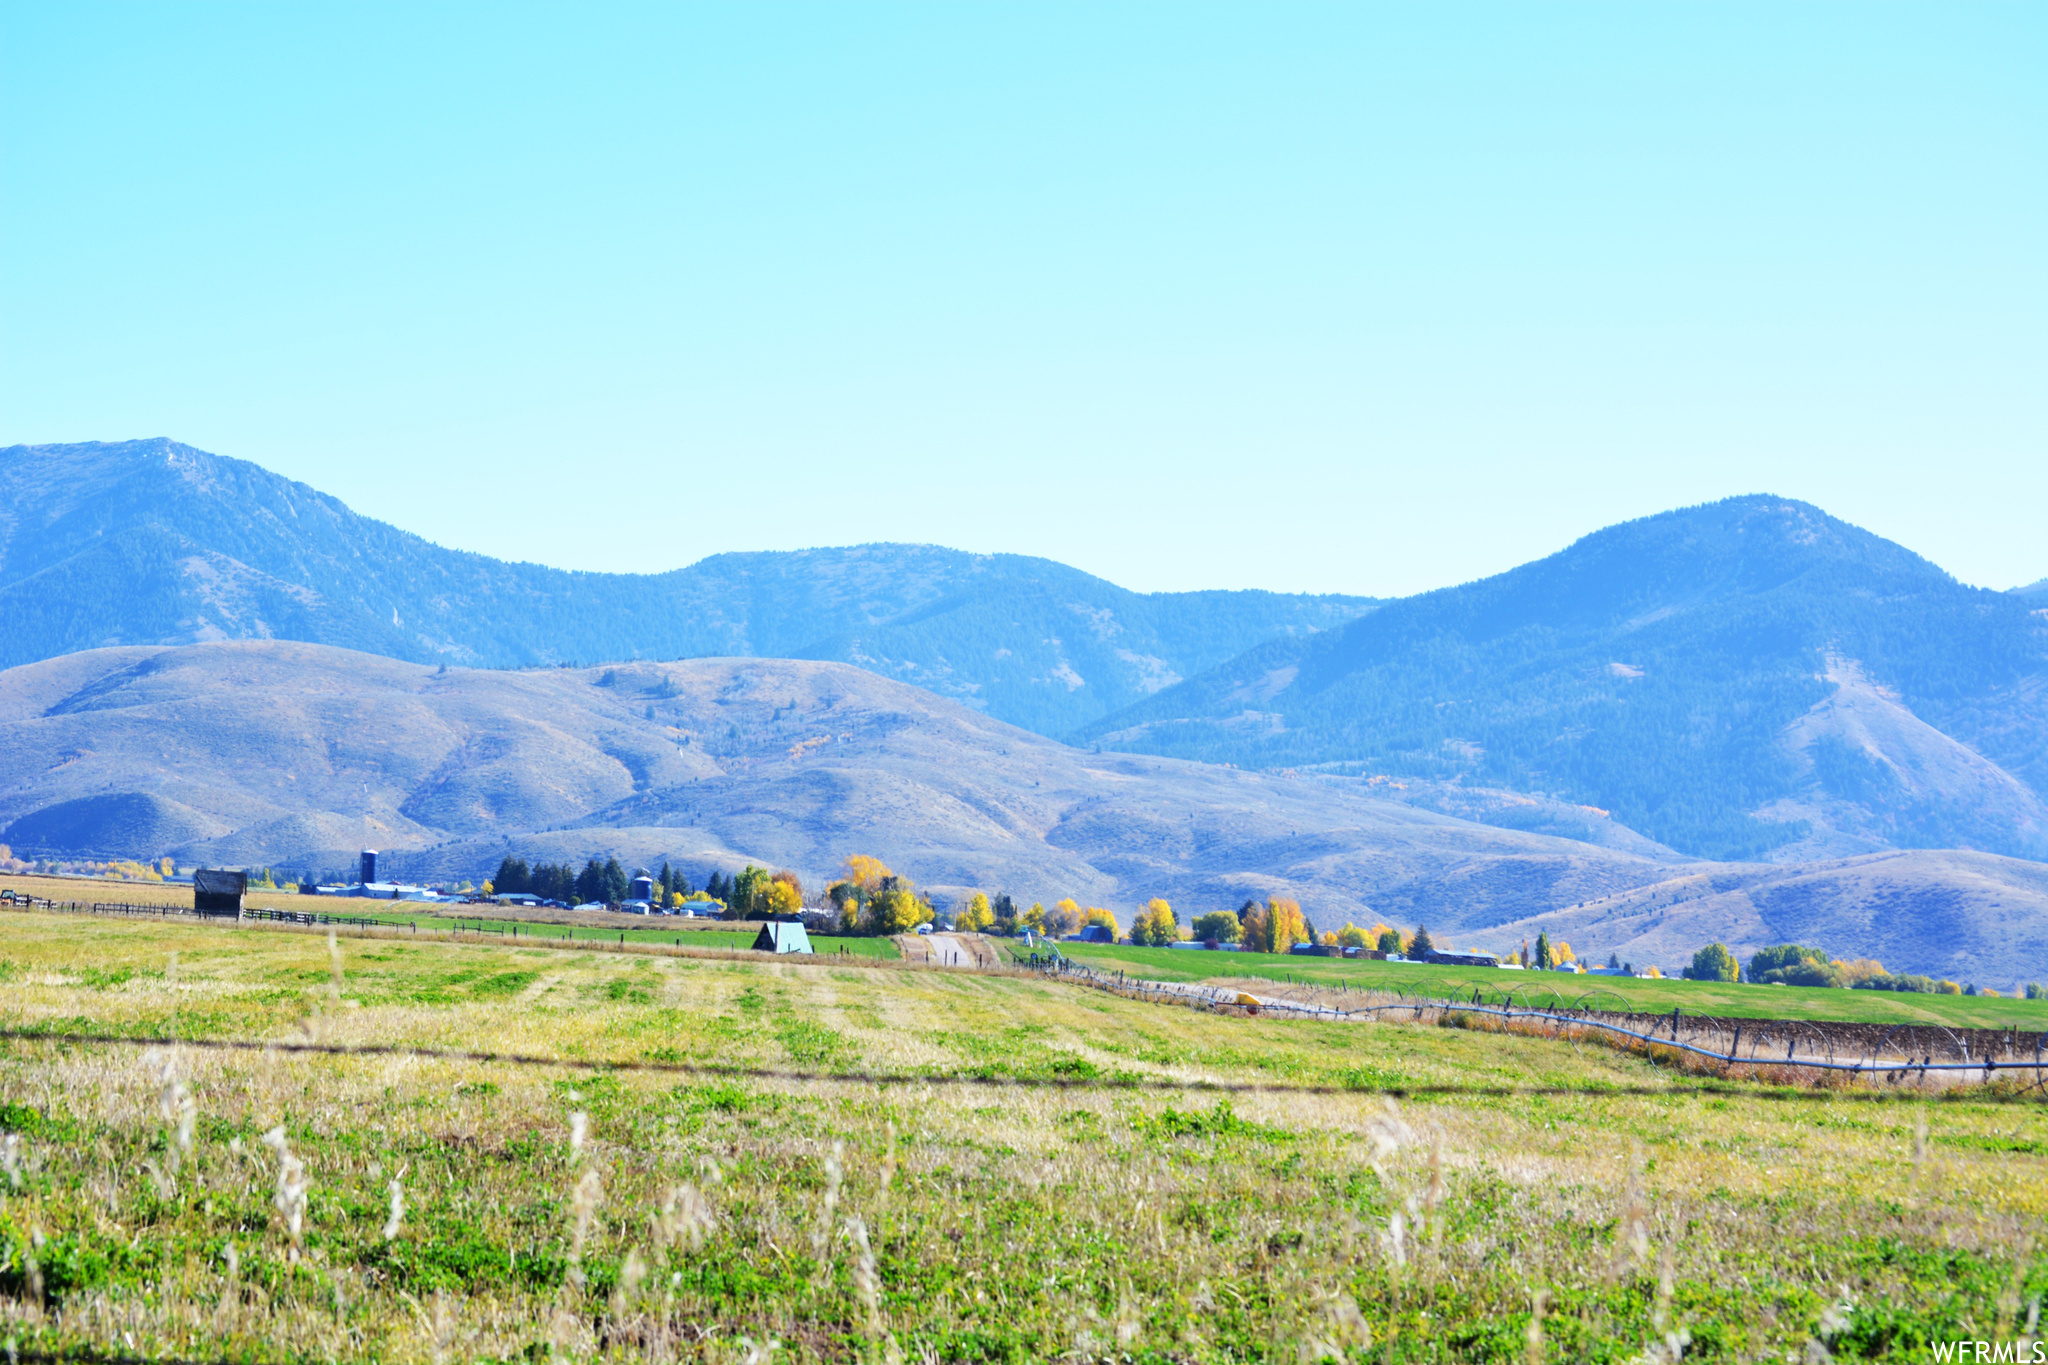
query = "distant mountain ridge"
(1081, 497, 2048, 865)
(0, 439, 1373, 736)
(11, 441, 2046, 875)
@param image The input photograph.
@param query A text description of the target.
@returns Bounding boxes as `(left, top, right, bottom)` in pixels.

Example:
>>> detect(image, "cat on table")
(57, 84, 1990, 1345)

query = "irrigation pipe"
(1026, 957, 2048, 1085)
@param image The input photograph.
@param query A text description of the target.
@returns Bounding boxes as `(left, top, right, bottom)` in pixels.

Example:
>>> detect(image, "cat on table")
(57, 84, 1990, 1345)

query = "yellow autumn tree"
(1044, 898, 1083, 937)
(1265, 898, 1308, 954)
(1337, 923, 1370, 949)
(1083, 907, 1119, 937)
(869, 887, 932, 936)
(1130, 898, 1177, 946)
(955, 892, 993, 932)
(1022, 902, 1047, 934)
(762, 879, 802, 916)
(841, 855, 893, 893)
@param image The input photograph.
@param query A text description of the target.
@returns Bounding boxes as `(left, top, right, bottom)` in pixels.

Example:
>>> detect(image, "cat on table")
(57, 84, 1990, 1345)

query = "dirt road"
(897, 932, 997, 968)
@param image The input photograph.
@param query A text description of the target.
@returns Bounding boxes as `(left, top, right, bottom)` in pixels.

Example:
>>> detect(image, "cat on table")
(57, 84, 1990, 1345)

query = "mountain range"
(0, 439, 1370, 738)
(1085, 497, 2048, 865)
(2, 436, 2046, 978)
(3, 639, 2042, 984)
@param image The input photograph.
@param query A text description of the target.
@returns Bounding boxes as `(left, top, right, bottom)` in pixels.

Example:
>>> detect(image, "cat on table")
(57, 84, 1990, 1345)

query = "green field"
(1030, 941, 2048, 1029)
(336, 909, 903, 959)
(1, 910, 2044, 1362)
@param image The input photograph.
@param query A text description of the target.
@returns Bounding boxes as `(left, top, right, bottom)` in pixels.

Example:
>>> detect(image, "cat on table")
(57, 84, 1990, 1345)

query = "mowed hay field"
(1, 915, 2045, 1362)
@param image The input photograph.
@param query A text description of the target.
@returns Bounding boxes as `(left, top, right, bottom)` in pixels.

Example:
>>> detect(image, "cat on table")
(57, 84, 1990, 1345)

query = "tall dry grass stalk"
(568, 1168, 603, 1286)
(1611, 1139, 1650, 1280)
(812, 1140, 845, 1285)
(259, 1125, 309, 1261)
(382, 1170, 406, 1240)
(848, 1214, 883, 1339)
(1648, 1243, 1691, 1363)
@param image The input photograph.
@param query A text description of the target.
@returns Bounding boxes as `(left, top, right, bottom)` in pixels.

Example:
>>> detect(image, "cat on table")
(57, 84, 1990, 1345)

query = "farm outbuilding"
(752, 921, 813, 954)
(193, 868, 246, 916)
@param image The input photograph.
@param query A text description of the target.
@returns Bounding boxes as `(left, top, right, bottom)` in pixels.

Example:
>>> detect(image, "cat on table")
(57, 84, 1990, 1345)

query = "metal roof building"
(752, 921, 813, 954)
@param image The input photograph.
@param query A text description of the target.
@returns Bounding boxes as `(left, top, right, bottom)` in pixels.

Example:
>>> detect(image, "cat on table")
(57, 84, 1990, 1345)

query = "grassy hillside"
(1084, 496, 2048, 865)
(1, 911, 2043, 1361)
(0, 647, 1696, 940)
(1039, 943, 2048, 1029)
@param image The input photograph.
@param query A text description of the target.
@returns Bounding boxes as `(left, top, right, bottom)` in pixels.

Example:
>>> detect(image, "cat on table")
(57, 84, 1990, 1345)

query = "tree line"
(488, 855, 632, 907)
(1685, 940, 2041, 998)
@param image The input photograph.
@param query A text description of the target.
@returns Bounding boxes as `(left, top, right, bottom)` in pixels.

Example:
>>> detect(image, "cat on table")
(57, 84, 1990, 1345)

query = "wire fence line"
(1022, 954, 2048, 1090)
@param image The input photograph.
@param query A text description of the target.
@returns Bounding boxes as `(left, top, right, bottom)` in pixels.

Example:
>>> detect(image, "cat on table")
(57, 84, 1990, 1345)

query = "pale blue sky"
(3, 3, 2043, 595)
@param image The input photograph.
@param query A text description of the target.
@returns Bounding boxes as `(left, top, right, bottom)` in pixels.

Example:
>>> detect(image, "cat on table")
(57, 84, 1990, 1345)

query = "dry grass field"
(1, 909, 2044, 1362)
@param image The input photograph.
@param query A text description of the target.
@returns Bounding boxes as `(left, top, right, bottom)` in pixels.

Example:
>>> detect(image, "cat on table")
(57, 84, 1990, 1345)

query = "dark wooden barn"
(193, 868, 247, 916)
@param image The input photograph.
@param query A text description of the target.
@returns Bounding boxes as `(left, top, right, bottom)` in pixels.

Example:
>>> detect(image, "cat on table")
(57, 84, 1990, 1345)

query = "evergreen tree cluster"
(492, 854, 701, 907)
(572, 857, 631, 905)
(655, 861, 694, 903)
(490, 855, 615, 904)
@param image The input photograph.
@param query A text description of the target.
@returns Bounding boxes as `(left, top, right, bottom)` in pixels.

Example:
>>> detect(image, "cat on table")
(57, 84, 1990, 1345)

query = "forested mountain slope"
(1081, 497, 2048, 864)
(0, 439, 1371, 735)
